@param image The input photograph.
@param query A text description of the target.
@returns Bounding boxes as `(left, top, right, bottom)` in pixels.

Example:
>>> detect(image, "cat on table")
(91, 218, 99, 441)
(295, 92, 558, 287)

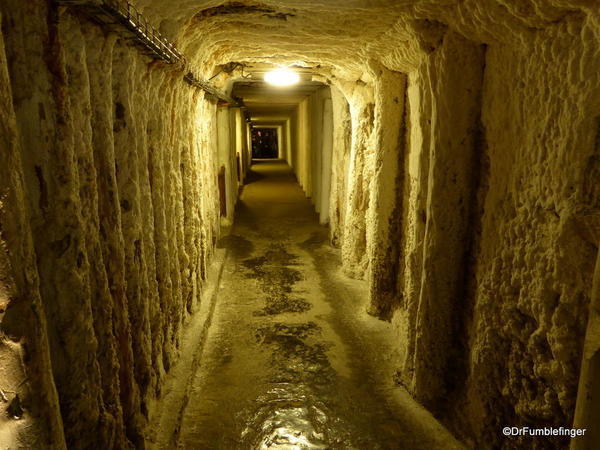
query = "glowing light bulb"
(264, 69, 300, 86)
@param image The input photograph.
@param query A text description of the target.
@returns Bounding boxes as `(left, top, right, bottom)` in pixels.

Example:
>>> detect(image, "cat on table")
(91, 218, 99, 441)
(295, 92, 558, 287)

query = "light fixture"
(264, 68, 300, 86)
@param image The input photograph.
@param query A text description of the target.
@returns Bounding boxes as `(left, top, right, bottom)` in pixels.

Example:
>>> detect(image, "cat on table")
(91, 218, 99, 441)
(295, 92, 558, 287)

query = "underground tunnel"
(0, 0, 599, 449)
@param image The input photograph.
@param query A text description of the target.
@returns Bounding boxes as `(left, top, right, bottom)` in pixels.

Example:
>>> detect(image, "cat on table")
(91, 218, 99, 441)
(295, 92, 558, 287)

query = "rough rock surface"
(1, 2, 221, 447)
(144, 1, 598, 447)
(0, 0, 598, 449)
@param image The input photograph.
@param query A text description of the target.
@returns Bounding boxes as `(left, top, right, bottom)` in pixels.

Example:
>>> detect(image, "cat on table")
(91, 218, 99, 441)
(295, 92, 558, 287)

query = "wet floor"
(177, 160, 463, 450)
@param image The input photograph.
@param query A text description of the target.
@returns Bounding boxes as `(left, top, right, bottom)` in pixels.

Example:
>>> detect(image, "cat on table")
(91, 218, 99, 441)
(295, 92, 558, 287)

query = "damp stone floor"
(177, 160, 464, 450)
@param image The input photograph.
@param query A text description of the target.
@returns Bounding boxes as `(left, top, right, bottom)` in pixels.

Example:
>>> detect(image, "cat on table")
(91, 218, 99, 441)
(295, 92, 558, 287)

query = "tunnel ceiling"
(231, 72, 326, 119)
(134, 0, 402, 75)
(132, 0, 595, 79)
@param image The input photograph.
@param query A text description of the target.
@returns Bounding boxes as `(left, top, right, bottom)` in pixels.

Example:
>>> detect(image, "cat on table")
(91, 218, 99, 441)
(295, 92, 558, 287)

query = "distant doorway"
(251, 128, 278, 159)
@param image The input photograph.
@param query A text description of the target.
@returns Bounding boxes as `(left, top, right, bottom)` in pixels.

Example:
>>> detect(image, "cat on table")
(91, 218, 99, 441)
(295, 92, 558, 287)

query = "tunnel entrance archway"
(251, 128, 278, 159)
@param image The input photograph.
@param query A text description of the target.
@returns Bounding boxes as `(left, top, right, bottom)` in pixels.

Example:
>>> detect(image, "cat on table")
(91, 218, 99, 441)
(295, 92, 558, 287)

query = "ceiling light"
(264, 69, 300, 86)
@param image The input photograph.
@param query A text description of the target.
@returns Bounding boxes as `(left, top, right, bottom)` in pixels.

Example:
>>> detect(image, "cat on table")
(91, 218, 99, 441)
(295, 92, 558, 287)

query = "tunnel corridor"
(0, 1, 599, 449)
(154, 160, 462, 449)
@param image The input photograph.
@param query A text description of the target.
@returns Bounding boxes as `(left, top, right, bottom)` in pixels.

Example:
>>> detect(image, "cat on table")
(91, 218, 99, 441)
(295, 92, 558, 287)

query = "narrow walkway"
(178, 160, 463, 449)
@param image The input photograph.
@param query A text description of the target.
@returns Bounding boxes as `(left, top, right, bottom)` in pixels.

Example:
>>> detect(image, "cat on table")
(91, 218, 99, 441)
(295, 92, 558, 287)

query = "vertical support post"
(365, 66, 406, 318)
(319, 97, 333, 224)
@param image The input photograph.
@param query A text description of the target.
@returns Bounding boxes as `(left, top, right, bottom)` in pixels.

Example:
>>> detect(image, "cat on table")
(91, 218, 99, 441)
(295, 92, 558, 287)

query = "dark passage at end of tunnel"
(251, 128, 279, 159)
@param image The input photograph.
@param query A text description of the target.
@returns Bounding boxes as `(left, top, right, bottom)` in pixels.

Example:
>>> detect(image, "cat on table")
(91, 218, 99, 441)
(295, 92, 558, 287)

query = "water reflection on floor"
(178, 161, 463, 450)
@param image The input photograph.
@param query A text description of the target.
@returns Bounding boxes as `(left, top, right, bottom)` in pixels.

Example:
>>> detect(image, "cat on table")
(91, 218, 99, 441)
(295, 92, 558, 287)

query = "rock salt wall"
(0, 11, 66, 448)
(323, 7, 599, 449)
(0, 2, 221, 448)
(380, 11, 599, 450)
(445, 15, 600, 447)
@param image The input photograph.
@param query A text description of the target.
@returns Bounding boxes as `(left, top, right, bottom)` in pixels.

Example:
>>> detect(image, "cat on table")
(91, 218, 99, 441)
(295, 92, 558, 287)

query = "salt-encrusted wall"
(0, 12, 66, 447)
(321, 8, 599, 449)
(0, 1, 221, 448)
(373, 11, 598, 450)
(445, 14, 600, 447)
